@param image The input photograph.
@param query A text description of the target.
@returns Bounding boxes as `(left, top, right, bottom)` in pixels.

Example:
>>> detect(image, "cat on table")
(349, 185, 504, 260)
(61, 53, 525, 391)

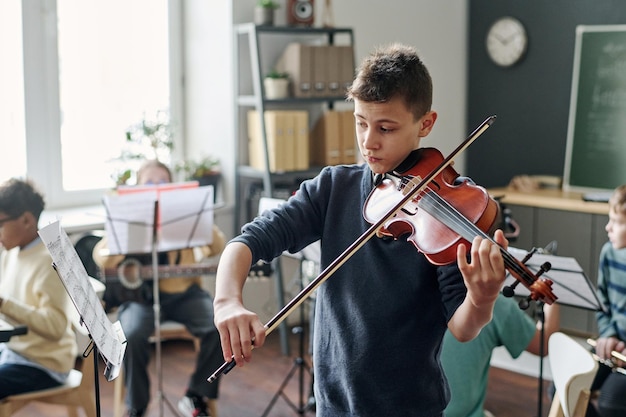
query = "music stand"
(503, 246, 602, 417)
(102, 184, 215, 417)
(261, 248, 318, 417)
(257, 197, 318, 416)
(38, 221, 127, 417)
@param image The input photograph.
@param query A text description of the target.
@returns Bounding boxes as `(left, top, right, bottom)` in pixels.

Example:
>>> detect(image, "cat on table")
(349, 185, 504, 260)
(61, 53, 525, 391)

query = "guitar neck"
(102, 263, 218, 281)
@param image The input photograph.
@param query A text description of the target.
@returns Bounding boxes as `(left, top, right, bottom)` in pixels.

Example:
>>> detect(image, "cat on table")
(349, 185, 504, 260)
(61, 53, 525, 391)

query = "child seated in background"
(589, 184, 626, 417)
(93, 159, 225, 417)
(441, 293, 560, 417)
(0, 178, 78, 397)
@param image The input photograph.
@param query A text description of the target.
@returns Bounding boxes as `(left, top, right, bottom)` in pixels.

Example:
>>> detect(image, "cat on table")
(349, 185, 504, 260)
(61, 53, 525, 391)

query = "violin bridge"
(402, 176, 423, 196)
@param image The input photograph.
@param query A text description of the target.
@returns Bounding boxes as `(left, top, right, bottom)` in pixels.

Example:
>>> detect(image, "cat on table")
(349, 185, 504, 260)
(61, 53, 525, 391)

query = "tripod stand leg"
(260, 255, 315, 417)
(260, 358, 310, 417)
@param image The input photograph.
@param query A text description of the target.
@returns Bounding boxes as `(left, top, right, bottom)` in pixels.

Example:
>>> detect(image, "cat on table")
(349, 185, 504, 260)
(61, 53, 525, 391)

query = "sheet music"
(506, 247, 602, 311)
(38, 221, 126, 381)
(103, 191, 156, 255)
(160, 186, 214, 250)
(103, 184, 214, 255)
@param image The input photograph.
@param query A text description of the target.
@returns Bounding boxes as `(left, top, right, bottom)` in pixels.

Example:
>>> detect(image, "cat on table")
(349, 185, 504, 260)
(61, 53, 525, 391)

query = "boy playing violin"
(213, 43, 507, 417)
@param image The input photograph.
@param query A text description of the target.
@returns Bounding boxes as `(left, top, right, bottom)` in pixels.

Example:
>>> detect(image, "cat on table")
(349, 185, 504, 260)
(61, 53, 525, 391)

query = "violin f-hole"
(400, 206, 418, 216)
(384, 218, 415, 240)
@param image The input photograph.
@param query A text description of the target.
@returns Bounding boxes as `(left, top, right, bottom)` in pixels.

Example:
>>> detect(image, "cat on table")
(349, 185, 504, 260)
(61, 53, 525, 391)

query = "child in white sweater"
(0, 178, 77, 397)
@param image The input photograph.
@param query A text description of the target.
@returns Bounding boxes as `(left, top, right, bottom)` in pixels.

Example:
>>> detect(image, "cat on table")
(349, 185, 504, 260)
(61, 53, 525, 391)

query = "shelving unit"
(232, 23, 355, 356)
(233, 23, 355, 232)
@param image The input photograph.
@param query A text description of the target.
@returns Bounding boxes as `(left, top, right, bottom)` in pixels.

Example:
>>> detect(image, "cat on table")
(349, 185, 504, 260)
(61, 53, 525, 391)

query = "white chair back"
(548, 332, 598, 417)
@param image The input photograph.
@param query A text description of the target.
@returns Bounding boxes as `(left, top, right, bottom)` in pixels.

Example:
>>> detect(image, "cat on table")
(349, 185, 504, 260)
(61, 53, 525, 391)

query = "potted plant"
(175, 155, 222, 202)
(254, 0, 279, 26)
(264, 70, 290, 99)
(111, 110, 174, 186)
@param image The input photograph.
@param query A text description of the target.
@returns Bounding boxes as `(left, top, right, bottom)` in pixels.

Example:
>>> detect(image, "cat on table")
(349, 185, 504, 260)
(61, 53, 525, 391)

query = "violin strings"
(417, 190, 535, 286)
(400, 179, 535, 288)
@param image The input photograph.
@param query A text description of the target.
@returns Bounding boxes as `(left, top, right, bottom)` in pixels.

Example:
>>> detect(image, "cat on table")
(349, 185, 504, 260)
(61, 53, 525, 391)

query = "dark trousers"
(587, 362, 626, 417)
(0, 363, 61, 398)
(117, 283, 222, 411)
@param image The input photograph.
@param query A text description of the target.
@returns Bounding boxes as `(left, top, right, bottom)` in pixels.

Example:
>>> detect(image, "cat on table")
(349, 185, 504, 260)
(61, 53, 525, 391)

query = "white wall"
(183, 0, 468, 237)
(183, 1, 235, 235)
(330, 0, 468, 171)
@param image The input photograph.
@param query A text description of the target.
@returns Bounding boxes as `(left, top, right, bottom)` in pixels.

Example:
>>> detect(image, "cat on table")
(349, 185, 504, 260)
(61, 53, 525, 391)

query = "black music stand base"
(260, 256, 314, 417)
(83, 336, 103, 417)
(260, 326, 313, 417)
(536, 302, 546, 417)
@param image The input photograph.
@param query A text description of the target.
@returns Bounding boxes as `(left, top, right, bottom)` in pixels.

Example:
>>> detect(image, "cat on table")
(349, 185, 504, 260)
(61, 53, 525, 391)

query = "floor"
(9, 329, 552, 417)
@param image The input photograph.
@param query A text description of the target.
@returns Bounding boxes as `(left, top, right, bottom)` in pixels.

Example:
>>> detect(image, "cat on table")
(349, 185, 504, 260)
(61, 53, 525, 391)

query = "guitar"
(98, 259, 272, 310)
(99, 258, 218, 310)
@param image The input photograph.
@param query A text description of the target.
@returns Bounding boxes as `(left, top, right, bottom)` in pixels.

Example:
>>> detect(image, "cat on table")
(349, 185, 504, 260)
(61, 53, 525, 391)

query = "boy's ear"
(21, 211, 35, 227)
(418, 111, 438, 137)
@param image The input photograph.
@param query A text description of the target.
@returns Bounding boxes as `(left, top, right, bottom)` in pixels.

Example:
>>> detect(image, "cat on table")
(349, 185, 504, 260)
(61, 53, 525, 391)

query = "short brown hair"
(346, 43, 433, 121)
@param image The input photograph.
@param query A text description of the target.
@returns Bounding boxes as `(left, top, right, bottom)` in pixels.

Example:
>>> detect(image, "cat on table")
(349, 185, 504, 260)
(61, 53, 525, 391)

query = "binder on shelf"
(293, 111, 310, 170)
(274, 43, 354, 99)
(311, 110, 341, 166)
(275, 43, 313, 98)
(339, 110, 357, 164)
(326, 46, 342, 96)
(338, 45, 355, 95)
(312, 45, 328, 97)
(247, 110, 264, 170)
(248, 110, 309, 172)
(283, 112, 297, 171)
(248, 110, 288, 172)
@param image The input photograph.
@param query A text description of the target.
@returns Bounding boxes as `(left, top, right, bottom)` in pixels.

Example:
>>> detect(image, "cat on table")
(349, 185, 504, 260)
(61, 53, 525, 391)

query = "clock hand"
(493, 33, 508, 45)
(504, 33, 519, 44)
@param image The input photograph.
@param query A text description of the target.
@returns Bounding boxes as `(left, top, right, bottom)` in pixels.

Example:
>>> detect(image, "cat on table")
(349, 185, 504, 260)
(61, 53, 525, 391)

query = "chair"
(548, 332, 599, 417)
(0, 258, 106, 417)
(0, 356, 96, 417)
(0, 313, 98, 417)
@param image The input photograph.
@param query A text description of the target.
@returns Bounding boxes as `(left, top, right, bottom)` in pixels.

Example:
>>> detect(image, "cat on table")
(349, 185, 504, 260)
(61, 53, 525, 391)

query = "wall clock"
(485, 16, 528, 67)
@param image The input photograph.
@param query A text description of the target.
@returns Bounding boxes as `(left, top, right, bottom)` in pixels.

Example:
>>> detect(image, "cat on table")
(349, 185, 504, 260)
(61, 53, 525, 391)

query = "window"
(0, 1, 27, 182)
(2, 0, 181, 208)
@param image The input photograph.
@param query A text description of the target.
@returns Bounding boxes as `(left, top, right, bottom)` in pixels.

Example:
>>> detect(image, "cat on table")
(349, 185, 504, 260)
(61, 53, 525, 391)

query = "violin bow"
(208, 115, 497, 382)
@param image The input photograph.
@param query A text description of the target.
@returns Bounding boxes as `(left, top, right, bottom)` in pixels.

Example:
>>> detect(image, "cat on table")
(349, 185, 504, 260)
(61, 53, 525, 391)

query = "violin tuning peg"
(501, 280, 520, 298)
(502, 286, 515, 298)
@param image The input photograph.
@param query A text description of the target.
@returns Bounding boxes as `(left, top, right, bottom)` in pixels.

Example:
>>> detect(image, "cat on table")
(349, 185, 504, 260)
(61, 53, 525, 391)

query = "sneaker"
(178, 394, 210, 417)
(306, 394, 316, 412)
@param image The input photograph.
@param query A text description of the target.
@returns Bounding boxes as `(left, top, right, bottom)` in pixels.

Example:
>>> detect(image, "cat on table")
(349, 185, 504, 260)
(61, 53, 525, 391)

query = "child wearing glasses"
(0, 178, 78, 397)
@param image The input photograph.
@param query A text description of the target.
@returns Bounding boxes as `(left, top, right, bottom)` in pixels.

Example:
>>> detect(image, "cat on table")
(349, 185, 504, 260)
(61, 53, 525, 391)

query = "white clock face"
(486, 17, 528, 67)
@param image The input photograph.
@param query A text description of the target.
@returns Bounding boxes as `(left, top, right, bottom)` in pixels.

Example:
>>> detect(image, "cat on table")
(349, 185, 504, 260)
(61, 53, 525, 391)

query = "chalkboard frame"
(563, 24, 626, 194)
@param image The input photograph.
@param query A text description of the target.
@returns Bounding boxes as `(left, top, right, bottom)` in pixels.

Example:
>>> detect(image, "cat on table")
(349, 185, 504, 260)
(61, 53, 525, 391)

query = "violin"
(363, 147, 557, 305)
(208, 115, 555, 383)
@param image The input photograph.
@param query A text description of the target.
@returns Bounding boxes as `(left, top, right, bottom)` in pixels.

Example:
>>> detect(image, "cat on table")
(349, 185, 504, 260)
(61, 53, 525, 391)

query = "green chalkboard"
(564, 25, 626, 193)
